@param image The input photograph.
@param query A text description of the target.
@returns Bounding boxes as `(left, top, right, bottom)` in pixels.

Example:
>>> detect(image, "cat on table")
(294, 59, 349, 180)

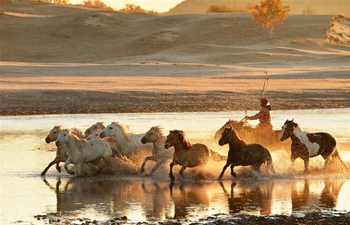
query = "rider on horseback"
(245, 98, 273, 140)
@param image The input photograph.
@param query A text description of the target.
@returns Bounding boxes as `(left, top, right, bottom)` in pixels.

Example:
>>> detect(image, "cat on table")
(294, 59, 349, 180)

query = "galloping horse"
(164, 130, 226, 181)
(279, 119, 347, 172)
(140, 126, 173, 175)
(215, 119, 291, 150)
(85, 122, 117, 149)
(84, 122, 106, 136)
(100, 122, 153, 157)
(86, 129, 121, 158)
(217, 127, 275, 179)
(56, 129, 112, 176)
(41, 125, 85, 176)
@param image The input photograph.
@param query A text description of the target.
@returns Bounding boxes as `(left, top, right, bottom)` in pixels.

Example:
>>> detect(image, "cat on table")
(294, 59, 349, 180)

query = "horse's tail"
(265, 148, 275, 173)
(332, 149, 348, 170)
(209, 149, 227, 161)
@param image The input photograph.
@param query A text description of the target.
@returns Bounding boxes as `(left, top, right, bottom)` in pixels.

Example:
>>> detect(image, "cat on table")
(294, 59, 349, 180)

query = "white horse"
(140, 126, 174, 175)
(86, 129, 121, 158)
(41, 125, 85, 176)
(100, 122, 153, 157)
(84, 122, 106, 136)
(56, 129, 112, 176)
(85, 122, 117, 149)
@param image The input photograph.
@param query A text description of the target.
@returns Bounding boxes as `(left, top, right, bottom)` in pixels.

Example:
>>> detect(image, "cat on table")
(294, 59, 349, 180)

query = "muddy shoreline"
(1, 89, 349, 116)
(34, 211, 350, 225)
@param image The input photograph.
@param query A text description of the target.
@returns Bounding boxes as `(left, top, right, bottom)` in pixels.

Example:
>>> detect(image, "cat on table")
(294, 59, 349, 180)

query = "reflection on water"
(0, 109, 349, 224)
(2, 176, 348, 224)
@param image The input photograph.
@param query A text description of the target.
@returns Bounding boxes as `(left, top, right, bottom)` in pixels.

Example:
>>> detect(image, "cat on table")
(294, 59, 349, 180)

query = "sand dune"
(0, 1, 349, 115)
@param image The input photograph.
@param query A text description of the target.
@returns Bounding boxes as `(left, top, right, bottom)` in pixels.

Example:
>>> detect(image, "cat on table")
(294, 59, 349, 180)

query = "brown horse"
(279, 119, 347, 172)
(217, 127, 275, 179)
(215, 119, 290, 150)
(164, 130, 226, 181)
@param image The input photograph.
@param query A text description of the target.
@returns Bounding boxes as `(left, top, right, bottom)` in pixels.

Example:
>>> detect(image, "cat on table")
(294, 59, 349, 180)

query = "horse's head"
(45, 125, 63, 143)
(218, 127, 239, 146)
(86, 129, 102, 140)
(100, 122, 131, 143)
(280, 119, 298, 141)
(84, 122, 105, 135)
(164, 130, 186, 149)
(100, 122, 117, 138)
(214, 119, 245, 139)
(141, 126, 162, 144)
(55, 129, 70, 147)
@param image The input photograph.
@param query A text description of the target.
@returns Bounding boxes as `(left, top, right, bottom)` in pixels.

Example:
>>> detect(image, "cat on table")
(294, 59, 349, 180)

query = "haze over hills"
(0, 0, 349, 115)
(1, 0, 347, 64)
(168, 0, 349, 17)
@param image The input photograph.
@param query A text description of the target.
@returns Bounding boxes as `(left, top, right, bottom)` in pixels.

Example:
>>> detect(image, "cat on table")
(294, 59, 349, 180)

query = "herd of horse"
(41, 119, 348, 180)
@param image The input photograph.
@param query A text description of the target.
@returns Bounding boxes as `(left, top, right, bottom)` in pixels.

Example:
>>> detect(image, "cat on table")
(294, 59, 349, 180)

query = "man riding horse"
(245, 97, 273, 141)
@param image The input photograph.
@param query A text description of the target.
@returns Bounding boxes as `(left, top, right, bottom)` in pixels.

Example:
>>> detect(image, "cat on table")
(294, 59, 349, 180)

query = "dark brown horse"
(164, 130, 226, 181)
(279, 119, 347, 172)
(215, 119, 291, 150)
(217, 127, 275, 179)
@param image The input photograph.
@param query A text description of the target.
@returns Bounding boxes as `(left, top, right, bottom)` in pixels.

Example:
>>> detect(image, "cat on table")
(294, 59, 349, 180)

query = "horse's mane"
(285, 120, 299, 129)
(151, 126, 163, 136)
(54, 125, 63, 130)
(112, 122, 131, 142)
(62, 129, 84, 151)
(71, 127, 85, 139)
(226, 128, 246, 145)
(176, 130, 192, 149)
(96, 122, 105, 127)
(227, 119, 251, 128)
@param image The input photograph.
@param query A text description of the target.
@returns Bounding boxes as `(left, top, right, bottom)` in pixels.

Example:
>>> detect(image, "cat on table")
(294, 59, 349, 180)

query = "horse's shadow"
(219, 180, 274, 215)
(169, 181, 210, 219)
(291, 179, 345, 210)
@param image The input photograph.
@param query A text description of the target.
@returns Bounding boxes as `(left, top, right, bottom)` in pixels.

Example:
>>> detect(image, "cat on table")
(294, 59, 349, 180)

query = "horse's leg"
(55, 147, 66, 173)
(64, 158, 74, 175)
(230, 164, 237, 177)
(111, 147, 122, 158)
(218, 162, 231, 180)
(169, 162, 175, 181)
(303, 157, 309, 173)
(179, 162, 188, 177)
(140, 156, 153, 174)
(77, 163, 83, 177)
(252, 163, 263, 171)
(290, 154, 297, 171)
(41, 157, 61, 176)
(323, 154, 332, 169)
(55, 162, 62, 173)
(151, 159, 167, 175)
(55, 155, 68, 173)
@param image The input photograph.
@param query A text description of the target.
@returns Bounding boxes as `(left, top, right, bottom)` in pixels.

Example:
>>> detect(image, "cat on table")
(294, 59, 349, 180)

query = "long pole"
(261, 71, 269, 98)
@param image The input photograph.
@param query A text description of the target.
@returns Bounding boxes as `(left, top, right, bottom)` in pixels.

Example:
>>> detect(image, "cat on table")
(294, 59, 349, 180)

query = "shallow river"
(1, 109, 349, 224)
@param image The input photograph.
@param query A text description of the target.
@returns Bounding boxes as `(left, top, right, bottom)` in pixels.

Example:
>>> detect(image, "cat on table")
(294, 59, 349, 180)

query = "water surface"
(1, 109, 349, 224)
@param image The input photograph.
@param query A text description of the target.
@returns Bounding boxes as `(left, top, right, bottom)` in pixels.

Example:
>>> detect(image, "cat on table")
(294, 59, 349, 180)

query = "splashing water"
(0, 109, 349, 224)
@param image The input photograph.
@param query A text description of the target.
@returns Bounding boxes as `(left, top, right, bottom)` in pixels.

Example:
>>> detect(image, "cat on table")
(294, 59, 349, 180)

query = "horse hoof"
(169, 174, 175, 181)
(40, 172, 45, 176)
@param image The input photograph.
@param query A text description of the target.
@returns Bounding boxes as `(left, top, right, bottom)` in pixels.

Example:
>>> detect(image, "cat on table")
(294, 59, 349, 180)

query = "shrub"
(251, 0, 291, 39)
